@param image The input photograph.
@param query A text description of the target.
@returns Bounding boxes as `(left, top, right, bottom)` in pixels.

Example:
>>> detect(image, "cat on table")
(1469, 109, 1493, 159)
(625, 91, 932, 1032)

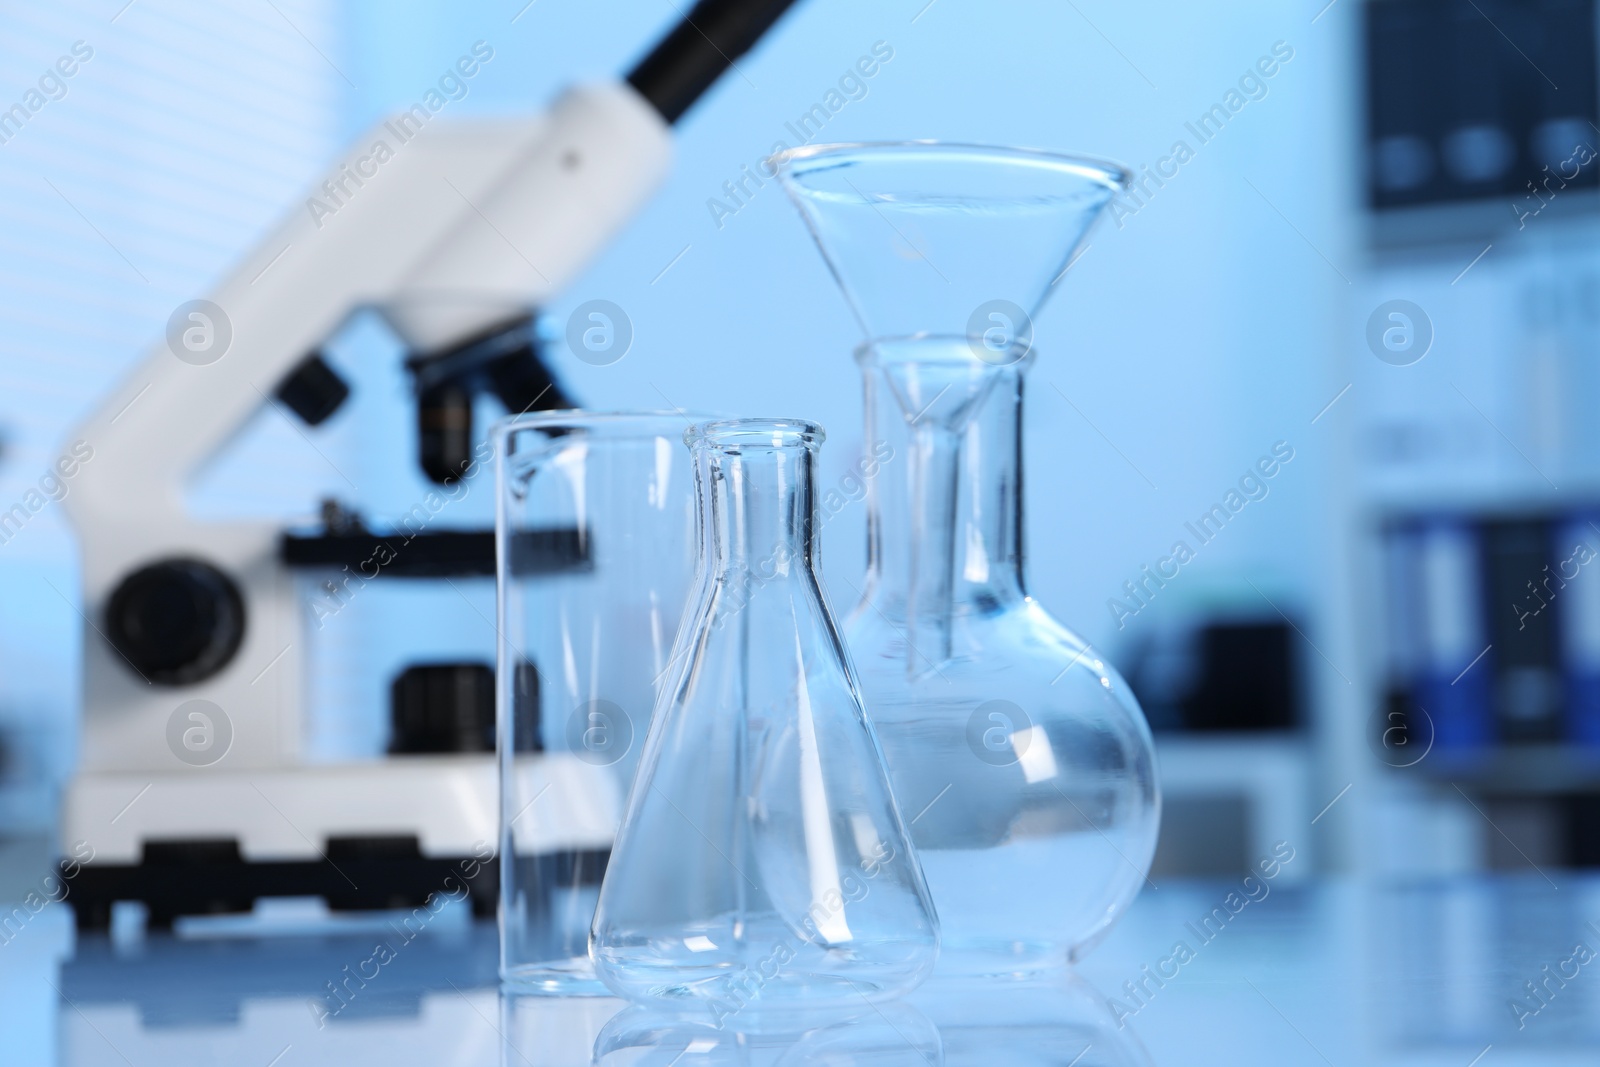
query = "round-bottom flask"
(774, 142, 1160, 970)
(848, 340, 1159, 969)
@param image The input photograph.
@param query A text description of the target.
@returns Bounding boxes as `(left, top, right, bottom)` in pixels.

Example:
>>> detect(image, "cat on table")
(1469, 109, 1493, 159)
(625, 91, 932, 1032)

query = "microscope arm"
(66, 84, 669, 527)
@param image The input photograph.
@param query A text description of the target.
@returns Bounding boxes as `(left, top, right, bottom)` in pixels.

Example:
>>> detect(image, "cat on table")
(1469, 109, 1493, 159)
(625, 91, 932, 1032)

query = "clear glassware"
(495, 412, 700, 993)
(590, 418, 940, 1011)
(776, 143, 1161, 969)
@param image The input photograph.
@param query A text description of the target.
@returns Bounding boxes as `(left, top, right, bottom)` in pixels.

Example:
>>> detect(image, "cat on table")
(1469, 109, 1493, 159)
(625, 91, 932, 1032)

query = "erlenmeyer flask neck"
(859, 340, 1027, 657)
(691, 420, 823, 584)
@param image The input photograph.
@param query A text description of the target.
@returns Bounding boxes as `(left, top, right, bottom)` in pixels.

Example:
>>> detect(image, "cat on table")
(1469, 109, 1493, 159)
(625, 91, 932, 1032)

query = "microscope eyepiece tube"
(626, 0, 803, 124)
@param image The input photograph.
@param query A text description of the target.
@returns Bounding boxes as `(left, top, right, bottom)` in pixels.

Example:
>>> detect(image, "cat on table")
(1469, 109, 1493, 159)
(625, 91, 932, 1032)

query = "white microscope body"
(58, 84, 670, 916)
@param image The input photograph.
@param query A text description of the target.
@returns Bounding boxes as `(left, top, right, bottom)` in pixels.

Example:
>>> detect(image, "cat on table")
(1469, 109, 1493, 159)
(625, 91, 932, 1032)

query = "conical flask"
(590, 418, 939, 1012)
(776, 143, 1160, 970)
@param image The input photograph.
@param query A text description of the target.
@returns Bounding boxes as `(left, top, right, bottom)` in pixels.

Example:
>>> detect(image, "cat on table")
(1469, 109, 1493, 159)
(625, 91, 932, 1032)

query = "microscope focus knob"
(104, 558, 246, 686)
(389, 663, 497, 754)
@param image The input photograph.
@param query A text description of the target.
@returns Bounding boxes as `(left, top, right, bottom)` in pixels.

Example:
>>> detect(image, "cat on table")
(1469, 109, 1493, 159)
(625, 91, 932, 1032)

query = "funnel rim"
(771, 140, 1131, 196)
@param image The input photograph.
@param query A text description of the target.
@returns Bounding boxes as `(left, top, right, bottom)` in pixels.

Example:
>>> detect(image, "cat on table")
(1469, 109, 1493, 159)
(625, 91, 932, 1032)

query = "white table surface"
(2, 873, 1597, 1066)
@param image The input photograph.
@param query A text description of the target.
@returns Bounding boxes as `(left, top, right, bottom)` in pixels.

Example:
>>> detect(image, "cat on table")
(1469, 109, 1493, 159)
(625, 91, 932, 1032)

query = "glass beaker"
(776, 143, 1160, 969)
(590, 418, 939, 1012)
(496, 412, 700, 993)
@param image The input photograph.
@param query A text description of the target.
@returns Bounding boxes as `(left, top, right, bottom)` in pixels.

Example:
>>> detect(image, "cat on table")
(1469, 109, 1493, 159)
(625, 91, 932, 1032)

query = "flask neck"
(697, 432, 820, 586)
(862, 356, 1027, 657)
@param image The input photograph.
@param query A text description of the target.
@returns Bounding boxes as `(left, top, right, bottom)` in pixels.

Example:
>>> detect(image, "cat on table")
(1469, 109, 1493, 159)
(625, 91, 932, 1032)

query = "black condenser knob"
(276, 351, 351, 426)
(104, 558, 246, 685)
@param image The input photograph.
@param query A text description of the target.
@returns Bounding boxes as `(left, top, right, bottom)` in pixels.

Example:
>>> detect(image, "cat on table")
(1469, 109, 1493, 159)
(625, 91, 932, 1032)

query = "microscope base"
(65, 844, 501, 930)
(59, 756, 616, 928)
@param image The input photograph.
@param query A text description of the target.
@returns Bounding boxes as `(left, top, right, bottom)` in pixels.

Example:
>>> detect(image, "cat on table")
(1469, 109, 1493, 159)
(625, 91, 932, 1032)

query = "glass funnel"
(776, 143, 1160, 969)
(590, 419, 939, 1012)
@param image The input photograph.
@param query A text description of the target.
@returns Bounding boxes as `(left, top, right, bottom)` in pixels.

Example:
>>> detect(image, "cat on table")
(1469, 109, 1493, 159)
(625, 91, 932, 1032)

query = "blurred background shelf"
(1150, 734, 1313, 882)
(1404, 743, 1600, 794)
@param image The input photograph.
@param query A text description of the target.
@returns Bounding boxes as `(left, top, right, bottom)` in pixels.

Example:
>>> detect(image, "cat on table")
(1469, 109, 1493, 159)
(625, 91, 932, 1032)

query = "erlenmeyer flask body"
(776, 143, 1160, 969)
(591, 419, 939, 1011)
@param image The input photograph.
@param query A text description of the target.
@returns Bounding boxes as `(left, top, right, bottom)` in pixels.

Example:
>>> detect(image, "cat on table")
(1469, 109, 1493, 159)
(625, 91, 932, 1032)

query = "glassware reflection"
(593, 1000, 942, 1067)
(910, 970, 1155, 1067)
(501, 989, 626, 1067)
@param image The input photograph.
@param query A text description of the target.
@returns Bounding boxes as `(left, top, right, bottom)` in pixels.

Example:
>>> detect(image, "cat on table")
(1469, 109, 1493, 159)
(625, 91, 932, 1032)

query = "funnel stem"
(859, 353, 1026, 665)
(905, 422, 961, 670)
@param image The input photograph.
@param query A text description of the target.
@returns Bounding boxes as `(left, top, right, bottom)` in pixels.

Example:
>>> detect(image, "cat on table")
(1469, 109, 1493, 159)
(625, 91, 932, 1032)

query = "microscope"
(59, 0, 801, 927)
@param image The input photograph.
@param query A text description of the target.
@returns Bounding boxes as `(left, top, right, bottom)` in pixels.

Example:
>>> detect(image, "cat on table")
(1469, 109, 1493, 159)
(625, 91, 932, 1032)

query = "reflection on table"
(9, 876, 1598, 1066)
